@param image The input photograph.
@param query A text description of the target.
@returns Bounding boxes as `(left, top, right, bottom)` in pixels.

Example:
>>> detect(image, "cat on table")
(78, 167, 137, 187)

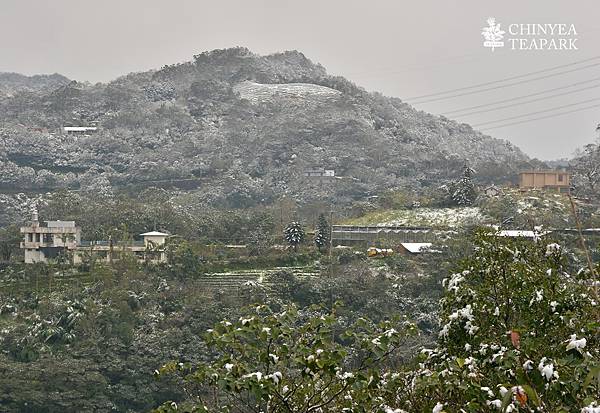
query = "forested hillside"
(0, 73, 70, 98)
(0, 47, 540, 225)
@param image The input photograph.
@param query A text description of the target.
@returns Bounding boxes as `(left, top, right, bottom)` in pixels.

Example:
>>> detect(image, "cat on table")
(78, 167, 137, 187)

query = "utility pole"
(328, 209, 334, 265)
(328, 208, 334, 311)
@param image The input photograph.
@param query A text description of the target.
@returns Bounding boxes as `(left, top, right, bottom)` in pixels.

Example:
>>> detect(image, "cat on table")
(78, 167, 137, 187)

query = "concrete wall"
(24, 249, 47, 264)
(143, 235, 167, 247)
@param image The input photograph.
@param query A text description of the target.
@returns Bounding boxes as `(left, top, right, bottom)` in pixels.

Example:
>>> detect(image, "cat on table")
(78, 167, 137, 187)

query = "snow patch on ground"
(234, 81, 341, 102)
(348, 207, 488, 228)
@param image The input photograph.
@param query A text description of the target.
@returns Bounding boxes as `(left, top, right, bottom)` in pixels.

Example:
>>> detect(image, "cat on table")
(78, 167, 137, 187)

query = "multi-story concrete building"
(20, 212, 169, 264)
(20, 212, 81, 263)
(518, 170, 571, 193)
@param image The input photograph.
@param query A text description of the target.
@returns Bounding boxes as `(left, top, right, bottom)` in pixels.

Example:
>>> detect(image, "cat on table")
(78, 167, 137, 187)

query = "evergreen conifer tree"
(314, 213, 330, 252)
(284, 221, 305, 251)
(452, 164, 477, 206)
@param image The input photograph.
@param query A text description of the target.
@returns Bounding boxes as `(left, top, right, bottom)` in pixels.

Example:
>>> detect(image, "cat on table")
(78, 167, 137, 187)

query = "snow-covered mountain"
(0, 47, 539, 210)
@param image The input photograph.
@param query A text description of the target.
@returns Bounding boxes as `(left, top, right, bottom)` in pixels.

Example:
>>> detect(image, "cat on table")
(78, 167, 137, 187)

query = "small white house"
(303, 168, 335, 178)
(140, 231, 169, 248)
(63, 126, 98, 134)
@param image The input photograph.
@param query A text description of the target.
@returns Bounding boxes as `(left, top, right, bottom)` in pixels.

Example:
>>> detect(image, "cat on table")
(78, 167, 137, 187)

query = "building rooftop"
(496, 230, 551, 238)
(400, 242, 432, 253)
(140, 231, 169, 236)
(63, 126, 98, 132)
(519, 170, 569, 174)
(45, 220, 76, 228)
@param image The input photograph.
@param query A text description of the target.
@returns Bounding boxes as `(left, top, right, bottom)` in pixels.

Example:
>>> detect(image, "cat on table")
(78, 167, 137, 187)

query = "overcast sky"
(1, 0, 599, 160)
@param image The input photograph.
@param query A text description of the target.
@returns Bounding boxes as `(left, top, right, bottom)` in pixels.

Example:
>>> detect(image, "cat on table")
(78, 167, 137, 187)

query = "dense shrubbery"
(0, 235, 445, 411)
(155, 304, 418, 413)
(151, 232, 599, 412)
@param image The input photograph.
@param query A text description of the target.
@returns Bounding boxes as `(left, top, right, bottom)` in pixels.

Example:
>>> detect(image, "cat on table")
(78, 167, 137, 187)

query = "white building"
(63, 126, 98, 135)
(303, 168, 335, 178)
(20, 212, 169, 264)
(20, 211, 81, 263)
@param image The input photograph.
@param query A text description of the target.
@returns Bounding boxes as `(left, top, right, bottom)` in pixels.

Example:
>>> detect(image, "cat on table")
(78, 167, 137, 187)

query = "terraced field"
(0, 265, 323, 294)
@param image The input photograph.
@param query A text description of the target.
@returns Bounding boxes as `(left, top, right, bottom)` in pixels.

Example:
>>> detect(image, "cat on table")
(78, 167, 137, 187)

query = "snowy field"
(233, 80, 341, 103)
(346, 207, 489, 228)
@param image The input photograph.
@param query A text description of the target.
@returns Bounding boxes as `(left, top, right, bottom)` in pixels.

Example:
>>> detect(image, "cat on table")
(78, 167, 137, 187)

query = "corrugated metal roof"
(140, 231, 169, 236)
(400, 243, 432, 253)
(64, 126, 98, 131)
(496, 230, 550, 238)
(45, 220, 76, 228)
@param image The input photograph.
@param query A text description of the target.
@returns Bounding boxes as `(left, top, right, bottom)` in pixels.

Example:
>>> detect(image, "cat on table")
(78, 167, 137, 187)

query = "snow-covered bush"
(399, 230, 599, 412)
(154, 304, 417, 412)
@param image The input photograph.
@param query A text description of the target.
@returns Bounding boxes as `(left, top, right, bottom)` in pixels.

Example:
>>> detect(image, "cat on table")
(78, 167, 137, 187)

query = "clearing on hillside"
(233, 80, 341, 103)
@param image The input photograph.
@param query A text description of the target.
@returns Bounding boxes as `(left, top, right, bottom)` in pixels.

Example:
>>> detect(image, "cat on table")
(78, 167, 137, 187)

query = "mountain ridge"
(0, 47, 541, 220)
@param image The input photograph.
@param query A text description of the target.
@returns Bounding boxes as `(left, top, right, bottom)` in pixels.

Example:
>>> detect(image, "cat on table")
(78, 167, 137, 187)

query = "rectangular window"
(558, 174, 564, 182)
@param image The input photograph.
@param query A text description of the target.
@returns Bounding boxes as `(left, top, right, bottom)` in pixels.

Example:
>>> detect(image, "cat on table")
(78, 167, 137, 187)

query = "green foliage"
(333, 247, 365, 265)
(478, 188, 579, 229)
(247, 228, 272, 256)
(154, 304, 417, 412)
(0, 225, 21, 261)
(166, 239, 205, 277)
(402, 231, 600, 412)
(314, 213, 330, 252)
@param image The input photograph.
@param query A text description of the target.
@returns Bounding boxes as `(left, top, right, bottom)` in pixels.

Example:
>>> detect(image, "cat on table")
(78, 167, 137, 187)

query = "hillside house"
(519, 170, 570, 193)
(63, 126, 98, 135)
(304, 168, 335, 180)
(20, 212, 81, 263)
(20, 213, 169, 264)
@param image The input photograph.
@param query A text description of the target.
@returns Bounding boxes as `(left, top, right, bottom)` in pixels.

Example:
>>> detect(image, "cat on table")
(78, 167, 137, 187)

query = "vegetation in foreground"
(150, 231, 599, 412)
(1, 176, 599, 412)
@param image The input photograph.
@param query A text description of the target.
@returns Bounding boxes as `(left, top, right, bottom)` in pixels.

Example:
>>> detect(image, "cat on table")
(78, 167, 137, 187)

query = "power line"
(406, 56, 600, 102)
(444, 76, 600, 115)
(407, 55, 600, 100)
(479, 103, 600, 131)
(451, 84, 600, 117)
(345, 51, 497, 77)
(471, 97, 600, 127)
(410, 61, 600, 104)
